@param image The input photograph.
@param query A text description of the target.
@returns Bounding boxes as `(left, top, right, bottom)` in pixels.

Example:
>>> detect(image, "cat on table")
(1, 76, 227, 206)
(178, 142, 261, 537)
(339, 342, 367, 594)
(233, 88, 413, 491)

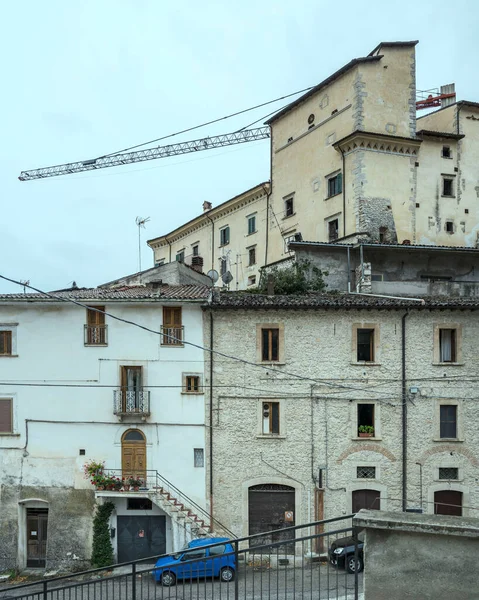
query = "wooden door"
(26, 508, 48, 567)
(122, 429, 146, 479)
(352, 489, 380, 513)
(434, 490, 462, 516)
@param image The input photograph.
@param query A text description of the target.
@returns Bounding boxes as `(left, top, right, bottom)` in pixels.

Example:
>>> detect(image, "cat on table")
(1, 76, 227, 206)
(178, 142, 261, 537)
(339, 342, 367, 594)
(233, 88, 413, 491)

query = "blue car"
(153, 537, 236, 586)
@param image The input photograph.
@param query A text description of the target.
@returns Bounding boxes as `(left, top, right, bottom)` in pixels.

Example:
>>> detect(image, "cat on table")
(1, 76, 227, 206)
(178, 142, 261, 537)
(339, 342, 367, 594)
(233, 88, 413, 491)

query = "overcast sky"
(1, 0, 478, 293)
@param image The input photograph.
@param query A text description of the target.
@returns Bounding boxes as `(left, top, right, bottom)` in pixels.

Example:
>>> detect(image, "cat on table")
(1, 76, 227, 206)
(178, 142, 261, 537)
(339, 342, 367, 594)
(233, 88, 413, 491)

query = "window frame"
(353, 401, 381, 440)
(0, 324, 18, 357)
(219, 226, 230, 247)
(248, 246, 256, 267)
(194, 448, 204, 468)
(0, 397, 14, 434)
(247, 214, 257, 235)
(247, 275, 256, 286)
(182, 373, 203, 394)
(326, 172, 343, 199)
(284, 196, 294, 218)
(85, 306, 107, 346)
(176, 250, 185, 263)
(433, 400, 463, 442)
(257, 399, 285, 438)
(433, 324, 462, 365)
(442, 146, 452, 159)
(284, 233, 296, 253)
(162, 307, 183, 346)
(352, 324, 379, 365)
(192, 244, 199, 256)
(442, 176, 455, 198)
(256, 323, 285, 364)
(328, 218, 339, 242)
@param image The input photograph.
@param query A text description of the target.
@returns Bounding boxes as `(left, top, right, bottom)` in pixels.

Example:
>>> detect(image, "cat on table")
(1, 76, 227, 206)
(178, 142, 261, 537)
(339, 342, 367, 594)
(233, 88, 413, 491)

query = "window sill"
(257, 434, 286, 440)
(161, 343, 184, 348)
(248, 263, 256, 268)
(84, 344, 108, 348)
(218, 243, 230, 248)
(325, 192, 342, 201)
(282, 212, 296, 220)
(352, 436, 382, 441)
(259, 361, 285, 366)
(351, 362, 381, 367)
(433, 437, 463, 443)
(0, 354, 18, 358)
(432, 362, 464, 367)
(246, 231, 257, 236)
(0, 432, 20, 436)
(181, 391, 204, 395)
(441, 195, 456, 199)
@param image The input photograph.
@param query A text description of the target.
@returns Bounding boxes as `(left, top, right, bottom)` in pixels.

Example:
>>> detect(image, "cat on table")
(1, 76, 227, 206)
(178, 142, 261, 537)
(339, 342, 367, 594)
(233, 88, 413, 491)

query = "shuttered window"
(87, 307, 105, 326)
(0, 331, 12, 355)
(162, 307, 183, 345)
(0, 399, 13, 433)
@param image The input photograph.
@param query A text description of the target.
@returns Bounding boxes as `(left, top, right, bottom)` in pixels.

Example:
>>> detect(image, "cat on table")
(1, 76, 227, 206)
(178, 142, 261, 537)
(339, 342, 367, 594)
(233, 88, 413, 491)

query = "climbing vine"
(91, 501, 114, 568)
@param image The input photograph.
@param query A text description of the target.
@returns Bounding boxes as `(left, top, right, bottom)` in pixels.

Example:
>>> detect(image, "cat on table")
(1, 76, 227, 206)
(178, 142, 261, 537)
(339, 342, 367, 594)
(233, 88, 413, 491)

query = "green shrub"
(91, 502, 114, 568)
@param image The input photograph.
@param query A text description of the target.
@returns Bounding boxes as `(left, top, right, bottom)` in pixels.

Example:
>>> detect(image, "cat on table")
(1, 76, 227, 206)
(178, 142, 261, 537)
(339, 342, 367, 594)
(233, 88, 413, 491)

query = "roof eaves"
(416, 129, 465, 140)
(333, 130, 422, 148)
(368, 40, 418, 57)
(265, 56, 382, 126)
(457, 100, 479, 109)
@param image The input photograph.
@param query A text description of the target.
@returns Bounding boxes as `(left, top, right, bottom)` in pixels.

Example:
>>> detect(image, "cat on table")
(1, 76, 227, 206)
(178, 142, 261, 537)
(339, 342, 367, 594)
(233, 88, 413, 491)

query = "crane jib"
(18, 127, 271, 181)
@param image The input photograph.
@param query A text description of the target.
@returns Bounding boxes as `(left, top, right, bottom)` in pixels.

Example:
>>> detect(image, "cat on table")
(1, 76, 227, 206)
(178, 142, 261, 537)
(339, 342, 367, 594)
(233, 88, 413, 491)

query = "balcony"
(113, 390, 150, 419)
(160, 326, 184, 346)
(84, 324, 108, 346)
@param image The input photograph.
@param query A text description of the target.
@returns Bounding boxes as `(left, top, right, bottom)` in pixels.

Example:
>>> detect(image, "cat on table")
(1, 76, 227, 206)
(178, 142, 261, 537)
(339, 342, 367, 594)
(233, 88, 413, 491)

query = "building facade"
(205, 290, 479, 544)
(0, 284, 211, 571)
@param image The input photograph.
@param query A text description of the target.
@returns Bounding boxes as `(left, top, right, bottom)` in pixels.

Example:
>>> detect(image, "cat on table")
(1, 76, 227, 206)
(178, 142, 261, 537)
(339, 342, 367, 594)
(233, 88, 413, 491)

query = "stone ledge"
(353, 509, 479, 539)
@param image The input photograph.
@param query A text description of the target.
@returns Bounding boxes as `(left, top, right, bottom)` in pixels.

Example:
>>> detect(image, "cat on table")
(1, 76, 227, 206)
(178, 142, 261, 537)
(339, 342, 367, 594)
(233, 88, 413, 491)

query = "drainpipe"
(209, 310, 214, 530)
(347, 246, 351, 293)
(205, 213, 215, 275)
(340, 147, 346, 237)
(262, 183, 271, 268)
(402, 311, 409, 512)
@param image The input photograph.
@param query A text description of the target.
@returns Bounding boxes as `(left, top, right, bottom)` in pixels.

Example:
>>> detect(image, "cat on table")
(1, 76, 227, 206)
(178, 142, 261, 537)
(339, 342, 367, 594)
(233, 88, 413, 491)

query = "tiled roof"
(210, 292, 479, 310)
(416, 129, 464, 140)
(0, 285, 211, 302)
(289, 241, 479, 253)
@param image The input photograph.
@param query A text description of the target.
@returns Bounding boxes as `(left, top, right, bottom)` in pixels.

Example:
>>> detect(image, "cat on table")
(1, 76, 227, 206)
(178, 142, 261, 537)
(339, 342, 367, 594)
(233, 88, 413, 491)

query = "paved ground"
(0, 562, 362, 600)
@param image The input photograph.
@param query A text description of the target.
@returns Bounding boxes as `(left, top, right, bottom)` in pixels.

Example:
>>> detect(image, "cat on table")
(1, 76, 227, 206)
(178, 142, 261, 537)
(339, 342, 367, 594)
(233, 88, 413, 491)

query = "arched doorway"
(352, 489, 380, 513)
(248, 484, 295, 550)
(121, 429, 146, 479)
(434, 490, 462, 516)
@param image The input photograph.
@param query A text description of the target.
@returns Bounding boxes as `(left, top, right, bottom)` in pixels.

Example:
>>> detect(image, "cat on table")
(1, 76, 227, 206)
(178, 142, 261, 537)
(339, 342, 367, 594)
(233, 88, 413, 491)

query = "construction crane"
(18, 126, 270, 181)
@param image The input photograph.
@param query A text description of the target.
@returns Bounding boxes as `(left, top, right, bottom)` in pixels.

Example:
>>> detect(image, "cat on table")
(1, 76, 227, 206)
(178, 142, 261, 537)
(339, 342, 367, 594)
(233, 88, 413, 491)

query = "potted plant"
(127, 476, 144, 491)
(83, 460, 105, 480)
(91, 473, 107, 490)
(358, 425, 374, 438)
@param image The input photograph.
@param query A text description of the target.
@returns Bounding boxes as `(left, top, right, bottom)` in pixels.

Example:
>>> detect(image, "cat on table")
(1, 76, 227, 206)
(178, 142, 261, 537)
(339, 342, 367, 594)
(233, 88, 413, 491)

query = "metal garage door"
(434, 490, 462, 516)
(117, 515, 166, 563)
(248, 484, 295, 551)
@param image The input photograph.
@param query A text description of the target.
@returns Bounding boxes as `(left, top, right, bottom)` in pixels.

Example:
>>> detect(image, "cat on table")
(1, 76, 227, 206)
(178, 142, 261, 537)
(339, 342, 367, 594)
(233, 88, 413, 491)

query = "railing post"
(353, 527, 359, 600)
(132, 561, 136, 600)
(43, 579, 48, 600)
(234, 539, 239, 600)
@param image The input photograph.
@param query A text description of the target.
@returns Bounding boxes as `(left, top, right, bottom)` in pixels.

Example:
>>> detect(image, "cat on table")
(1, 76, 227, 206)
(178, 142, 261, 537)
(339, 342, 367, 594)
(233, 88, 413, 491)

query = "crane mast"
(18, 126, 270, 181)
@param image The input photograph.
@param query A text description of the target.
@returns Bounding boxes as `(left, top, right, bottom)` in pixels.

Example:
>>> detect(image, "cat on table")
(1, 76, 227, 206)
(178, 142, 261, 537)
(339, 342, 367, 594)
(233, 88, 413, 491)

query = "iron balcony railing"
(113, 390, 150, 416)
(84, 324, 108, 345)
(160, 325, 184, 345)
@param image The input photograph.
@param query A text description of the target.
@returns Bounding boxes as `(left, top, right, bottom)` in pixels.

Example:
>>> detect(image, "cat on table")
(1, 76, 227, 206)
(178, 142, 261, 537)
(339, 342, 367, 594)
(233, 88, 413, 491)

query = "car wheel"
(220, 567, 235, 582)
(161, 571, 176, 587)
(346, 555, 363, 574)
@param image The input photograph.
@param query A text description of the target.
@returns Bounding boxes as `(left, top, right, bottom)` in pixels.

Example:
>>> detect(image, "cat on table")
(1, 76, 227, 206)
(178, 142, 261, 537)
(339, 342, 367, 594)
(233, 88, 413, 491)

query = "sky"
(1, 0, 478, 293)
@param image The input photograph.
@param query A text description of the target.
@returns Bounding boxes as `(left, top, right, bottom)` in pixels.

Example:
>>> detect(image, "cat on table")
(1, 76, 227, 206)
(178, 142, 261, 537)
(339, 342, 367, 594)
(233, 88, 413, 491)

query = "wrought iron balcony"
(84, 324, 108, 345)
(113, 390, 150, 417)
(160, 326, 184, 346)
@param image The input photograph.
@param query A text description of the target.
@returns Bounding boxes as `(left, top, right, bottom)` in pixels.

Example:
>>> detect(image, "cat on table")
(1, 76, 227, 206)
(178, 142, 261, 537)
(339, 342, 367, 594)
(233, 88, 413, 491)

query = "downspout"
(402, 311, 409, 512)
(347, 246, 351, 293)
(340, 147, 346, 237)
(262, 183, 271, 268)
(205, 213, 215, 275)
(209, 310, 214, 529)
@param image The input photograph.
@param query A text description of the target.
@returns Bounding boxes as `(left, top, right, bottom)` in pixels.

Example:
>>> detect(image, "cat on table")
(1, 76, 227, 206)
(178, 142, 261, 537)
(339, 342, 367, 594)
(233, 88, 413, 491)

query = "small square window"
(248, 275, 256, 286)
(194, 448, 204, 468)
(439, 467, 458, 480)
(0, 398, 13, 433)
(0, 331, 12, 356)
(284, 197, 294, 217)
(248, 247, 256, 266)
(262, 328, 279, 361)
(440, 405, 457, 439)
(357, 404, 375, 437)
(439, 328, 457, 363)
(465, 209, 469, 214)
(442, 146, 451, 158)
(247, 215, 256, 235)
(184, 375, 201, 393)
(442, 178, 454, 197)
(262, 401, 280, 435)
(79, 449, 86, 456)
(220, 227, 230, 246)
(357, 329, 375, 362)
(445, 221, 454, 234)
(327, 173, 342, 198)
(357, 466, 376, 479)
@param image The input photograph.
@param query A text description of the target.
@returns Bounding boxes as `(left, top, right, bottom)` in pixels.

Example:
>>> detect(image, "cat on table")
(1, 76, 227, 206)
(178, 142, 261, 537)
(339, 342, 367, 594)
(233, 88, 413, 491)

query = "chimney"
(150, 280, 163, 289)
(203, 201, 212, 212)
(191, 256, 204, 272)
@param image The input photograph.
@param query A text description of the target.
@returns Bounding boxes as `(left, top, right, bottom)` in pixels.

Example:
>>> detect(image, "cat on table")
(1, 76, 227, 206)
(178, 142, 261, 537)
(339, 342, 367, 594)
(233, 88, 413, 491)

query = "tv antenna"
(135, 216, 150, 272)
(19, 279, 30, 294)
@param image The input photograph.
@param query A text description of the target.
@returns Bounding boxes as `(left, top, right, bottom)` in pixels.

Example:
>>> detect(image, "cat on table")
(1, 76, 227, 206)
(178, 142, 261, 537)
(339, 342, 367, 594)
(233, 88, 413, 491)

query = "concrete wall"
(0, 299, 206, 570)
(354, 510, 479, 600)
(100, 261, 212, 287)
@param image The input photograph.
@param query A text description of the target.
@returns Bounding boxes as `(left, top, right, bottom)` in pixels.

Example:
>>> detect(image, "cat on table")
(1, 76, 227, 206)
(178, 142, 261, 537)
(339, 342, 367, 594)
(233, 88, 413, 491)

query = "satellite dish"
(207, 269, 219, 283)
(222, 271, 233, 285)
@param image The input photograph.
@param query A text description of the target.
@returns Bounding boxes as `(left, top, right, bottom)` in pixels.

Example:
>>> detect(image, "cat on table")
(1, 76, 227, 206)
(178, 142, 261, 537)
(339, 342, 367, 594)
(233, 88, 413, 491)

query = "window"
(442, 177, 454, 197)
(440, 405, 457, 439)
(284, 197, 294, 217)
(357, 404, 375, 437)
(284, 234, 296, 253)
(183, 549, 206, 561)
(327, 173, 342, 198)
(127, 498, 152, 510)
(328, 219, 339, 241)
(209, 544, 226, 556)
(357, 466, 376, 479)
(0, 399, 12, 433)
(248, 247, 256, 266)
(442, 146, 451, 158)
(184, 375, 201, 393)
(220, 226, 230, 246)
(192, 245, 199, 256)
(357, 329, 375, 362)
(439, 328, 457, 363)
(120, 366, 143, 412)
(194, 448, 204, 468)
(439, 467, 458, 480)
(262, 328, 279, 361)
(262, 401, 280, 435)
(85, 306, 107, 345)
(161, 307, 183, 345)
(247, 215, 256, 235)
(176, 250, 185, 263)
(445, 221, 454, 234)
(0, 331, 12, 356)
(248, 275, 256, 286)
(155, 258, 165, 267)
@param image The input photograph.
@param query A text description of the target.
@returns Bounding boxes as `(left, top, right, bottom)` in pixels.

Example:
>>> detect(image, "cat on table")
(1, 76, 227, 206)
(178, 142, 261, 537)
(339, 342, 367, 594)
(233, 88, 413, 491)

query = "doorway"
(120, 366, 143, 412)
(117, 515, 166, 563)
(26, 508, 48, 567)
(122, 429, 146, 479)
(248, 484, 295, 551)
(434, 490, 462, 516)
(352, 489, 381, 512)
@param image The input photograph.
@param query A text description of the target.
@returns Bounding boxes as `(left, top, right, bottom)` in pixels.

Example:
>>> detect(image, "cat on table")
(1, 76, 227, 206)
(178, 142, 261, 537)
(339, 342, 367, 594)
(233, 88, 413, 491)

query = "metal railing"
(1, 516, 362, 600)
(160, 325, 184, 345)
(113, 390, 150, 415)
(84, 324, 108, 345)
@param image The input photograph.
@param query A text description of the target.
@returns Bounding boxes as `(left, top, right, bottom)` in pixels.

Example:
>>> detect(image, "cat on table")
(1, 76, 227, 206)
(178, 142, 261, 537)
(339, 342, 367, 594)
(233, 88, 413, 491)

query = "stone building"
(204, 289, 479, 543)
(148, 40, 479, 289)
(0, 281, 213, 572)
